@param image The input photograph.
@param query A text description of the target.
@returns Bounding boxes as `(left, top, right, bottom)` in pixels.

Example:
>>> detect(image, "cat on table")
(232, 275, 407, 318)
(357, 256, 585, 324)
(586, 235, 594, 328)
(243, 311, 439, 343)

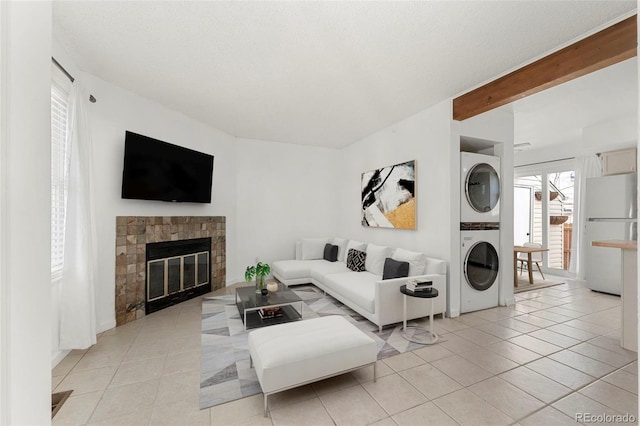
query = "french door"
(514, 161, 575, 276)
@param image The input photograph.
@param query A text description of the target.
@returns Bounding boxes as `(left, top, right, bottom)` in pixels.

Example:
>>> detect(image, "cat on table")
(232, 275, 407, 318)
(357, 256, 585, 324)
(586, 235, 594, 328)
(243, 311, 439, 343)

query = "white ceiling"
(505, 57, 638, 149)
(52, 1, 637, 148)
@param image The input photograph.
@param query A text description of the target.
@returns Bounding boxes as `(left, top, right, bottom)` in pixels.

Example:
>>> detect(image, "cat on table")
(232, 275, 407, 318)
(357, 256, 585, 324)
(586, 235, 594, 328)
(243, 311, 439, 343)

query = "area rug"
(199, 285, 429, 409)
(514, 277, 564, 293)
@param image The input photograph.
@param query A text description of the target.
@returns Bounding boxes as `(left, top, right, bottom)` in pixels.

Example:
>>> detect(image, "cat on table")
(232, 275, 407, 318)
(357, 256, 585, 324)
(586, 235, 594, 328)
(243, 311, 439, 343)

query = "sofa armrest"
(374, 274, 447, 327)
(425, 257, 447, 275)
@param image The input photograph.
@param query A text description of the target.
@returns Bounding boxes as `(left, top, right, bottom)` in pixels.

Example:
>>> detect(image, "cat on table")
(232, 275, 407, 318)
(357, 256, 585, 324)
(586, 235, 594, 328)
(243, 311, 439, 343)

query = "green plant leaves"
(244, 265, 256, 282)
(256, 262, 271, 277)
(245, 262, 271, 282)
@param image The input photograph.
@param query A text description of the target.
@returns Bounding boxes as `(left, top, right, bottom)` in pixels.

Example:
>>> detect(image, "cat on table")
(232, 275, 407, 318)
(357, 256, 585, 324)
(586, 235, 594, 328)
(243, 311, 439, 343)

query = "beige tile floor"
(52, 278, 638, 425)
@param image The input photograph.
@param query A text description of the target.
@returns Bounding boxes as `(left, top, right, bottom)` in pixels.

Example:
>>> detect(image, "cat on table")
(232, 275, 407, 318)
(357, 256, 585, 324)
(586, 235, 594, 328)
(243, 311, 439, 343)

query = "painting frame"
(361, 160, 416, 230)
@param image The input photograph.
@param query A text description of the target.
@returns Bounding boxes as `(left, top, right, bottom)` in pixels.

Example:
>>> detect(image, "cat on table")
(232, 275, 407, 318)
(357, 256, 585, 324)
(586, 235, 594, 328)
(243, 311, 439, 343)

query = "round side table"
(400, 284, 439, 345)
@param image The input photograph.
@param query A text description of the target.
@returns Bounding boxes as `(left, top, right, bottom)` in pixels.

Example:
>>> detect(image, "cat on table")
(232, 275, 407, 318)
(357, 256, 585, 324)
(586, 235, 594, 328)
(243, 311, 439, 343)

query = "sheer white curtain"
(59, 80, 98, 349)
(570, 154, 601, 277)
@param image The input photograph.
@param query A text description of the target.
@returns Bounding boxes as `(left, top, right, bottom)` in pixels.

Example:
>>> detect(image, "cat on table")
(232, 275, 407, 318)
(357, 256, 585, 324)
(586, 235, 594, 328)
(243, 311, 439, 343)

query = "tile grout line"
(433, 294, 634, 425)
(509, 358, 639, 425)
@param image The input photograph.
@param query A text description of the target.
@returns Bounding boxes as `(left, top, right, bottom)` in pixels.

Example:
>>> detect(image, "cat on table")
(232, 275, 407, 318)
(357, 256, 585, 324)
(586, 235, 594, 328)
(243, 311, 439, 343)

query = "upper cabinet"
(601, 147, 637, 176)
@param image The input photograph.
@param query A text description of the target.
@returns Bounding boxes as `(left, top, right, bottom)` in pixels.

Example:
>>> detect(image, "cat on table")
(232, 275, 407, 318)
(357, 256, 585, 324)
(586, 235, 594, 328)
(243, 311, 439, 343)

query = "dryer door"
(464, 241, 499, 291)
(465, 163, 500, 213)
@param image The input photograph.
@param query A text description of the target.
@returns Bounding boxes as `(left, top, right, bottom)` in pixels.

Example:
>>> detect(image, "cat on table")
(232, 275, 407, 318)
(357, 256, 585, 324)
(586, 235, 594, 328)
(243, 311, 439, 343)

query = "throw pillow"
(392, 248, 428, 276)
(382, 258, 410, 280)
(346, 249, 366, 272)
(332, 237, 348, 262)
(365, 244, 393, 276)
(323, 244, 339, 262)
(301, 238, 329, 260)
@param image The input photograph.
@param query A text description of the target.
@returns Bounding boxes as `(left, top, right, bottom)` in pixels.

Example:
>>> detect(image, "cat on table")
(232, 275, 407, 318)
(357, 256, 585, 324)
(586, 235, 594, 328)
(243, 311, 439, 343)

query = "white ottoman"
(248, 315, 377, 416)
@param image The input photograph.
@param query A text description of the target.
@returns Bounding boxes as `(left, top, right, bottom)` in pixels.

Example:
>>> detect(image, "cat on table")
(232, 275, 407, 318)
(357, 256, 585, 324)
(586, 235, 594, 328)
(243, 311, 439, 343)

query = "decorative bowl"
(266, 282, 278, 293)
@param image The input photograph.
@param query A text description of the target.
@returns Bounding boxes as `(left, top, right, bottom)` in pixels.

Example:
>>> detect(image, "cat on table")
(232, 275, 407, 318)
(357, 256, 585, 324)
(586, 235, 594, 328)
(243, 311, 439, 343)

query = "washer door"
(465, 163, 500, 213)
(464, 241, 499, 291)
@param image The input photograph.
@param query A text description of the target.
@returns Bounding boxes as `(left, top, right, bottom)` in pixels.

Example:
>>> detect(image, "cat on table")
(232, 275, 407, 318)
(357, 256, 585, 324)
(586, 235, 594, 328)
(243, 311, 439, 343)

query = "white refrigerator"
(585, 173, 637, 295)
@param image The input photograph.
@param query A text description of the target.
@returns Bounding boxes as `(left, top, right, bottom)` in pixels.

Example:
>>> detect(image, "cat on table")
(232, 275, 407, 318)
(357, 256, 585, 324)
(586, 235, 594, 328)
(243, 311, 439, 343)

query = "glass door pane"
(167, 258, 181, 294)
(514, 186, 532, 245)
(147, 260, 165, 300)
(547, 171, 574, 271)
(183, 255, 196, 289)
(197, 252, 209, 285)
(514, 175, 541, 244)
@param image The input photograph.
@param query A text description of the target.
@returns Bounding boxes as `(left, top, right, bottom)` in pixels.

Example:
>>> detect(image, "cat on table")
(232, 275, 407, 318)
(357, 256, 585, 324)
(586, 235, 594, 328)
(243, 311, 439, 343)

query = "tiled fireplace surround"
(115, 216, 226, 326)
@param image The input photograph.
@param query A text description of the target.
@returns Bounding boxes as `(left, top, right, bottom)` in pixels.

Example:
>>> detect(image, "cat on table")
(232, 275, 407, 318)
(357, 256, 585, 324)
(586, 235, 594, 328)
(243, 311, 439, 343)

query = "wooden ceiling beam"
(453, 15, 637, 121)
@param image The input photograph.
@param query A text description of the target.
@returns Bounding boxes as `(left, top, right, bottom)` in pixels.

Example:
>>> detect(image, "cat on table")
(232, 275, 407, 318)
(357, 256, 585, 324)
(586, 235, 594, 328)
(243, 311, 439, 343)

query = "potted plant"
(245, 261, 271, 294)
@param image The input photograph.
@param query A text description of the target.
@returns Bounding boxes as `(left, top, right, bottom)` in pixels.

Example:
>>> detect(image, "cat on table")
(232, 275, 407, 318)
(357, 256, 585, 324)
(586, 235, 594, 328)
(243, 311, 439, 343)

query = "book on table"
(259, 307, 283, 319)
(406, 280, 432, 292)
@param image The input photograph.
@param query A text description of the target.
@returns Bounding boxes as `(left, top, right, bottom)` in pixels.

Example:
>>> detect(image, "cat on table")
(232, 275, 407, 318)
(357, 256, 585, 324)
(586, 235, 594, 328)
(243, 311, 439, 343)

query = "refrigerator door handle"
(588, 218, 638, 222)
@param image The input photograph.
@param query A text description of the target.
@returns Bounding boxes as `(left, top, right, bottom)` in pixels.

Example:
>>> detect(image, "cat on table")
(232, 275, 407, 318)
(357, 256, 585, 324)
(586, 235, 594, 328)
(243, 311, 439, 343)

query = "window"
(51, 74, 70, 280)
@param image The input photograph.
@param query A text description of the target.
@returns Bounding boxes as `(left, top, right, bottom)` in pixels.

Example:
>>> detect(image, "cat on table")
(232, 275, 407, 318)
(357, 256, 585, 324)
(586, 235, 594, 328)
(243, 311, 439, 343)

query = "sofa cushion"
(309, 261, 350, 282)
(301, 238, 329, 260)
(247, 316, 377, 395)
(345, 240, 367, 256)
(382, 258, 409, 280)
(392, 248, 428, 276)
(323, 271, 378, 313)
(332, 237, 348, 262)
(365, 244, 392, 275)
(272, 259, 323, 281)
(323, 244, 339, 262)
(346, 249, 366, 272)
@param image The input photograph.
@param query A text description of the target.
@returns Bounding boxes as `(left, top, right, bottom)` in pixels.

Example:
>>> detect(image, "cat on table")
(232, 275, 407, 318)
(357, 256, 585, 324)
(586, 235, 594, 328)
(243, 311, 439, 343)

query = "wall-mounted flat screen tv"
(121, 131, 214, 203)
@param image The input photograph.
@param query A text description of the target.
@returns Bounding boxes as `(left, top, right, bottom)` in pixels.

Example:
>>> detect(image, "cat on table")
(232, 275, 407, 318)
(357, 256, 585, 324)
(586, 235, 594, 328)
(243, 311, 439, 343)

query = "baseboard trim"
(503, 297, 516, 306)
(98, 319, 116, 333)
(226, 276, 242, 286)
(51, 350, 71, 369)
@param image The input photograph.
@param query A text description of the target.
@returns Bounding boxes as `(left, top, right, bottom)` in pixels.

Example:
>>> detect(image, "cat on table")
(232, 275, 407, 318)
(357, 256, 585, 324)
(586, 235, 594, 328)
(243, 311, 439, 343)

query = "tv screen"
(121, 131, 214, 203)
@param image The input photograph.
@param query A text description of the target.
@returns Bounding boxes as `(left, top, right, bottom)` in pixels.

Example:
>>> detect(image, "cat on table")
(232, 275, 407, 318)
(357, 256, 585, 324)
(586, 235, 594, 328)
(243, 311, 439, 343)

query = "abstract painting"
(361, 160, 416, 229)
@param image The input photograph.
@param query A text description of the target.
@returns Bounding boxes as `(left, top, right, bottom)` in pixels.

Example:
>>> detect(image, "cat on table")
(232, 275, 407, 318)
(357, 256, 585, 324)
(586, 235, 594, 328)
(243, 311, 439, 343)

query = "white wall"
(235, 138, 339, 279)
(583, 114, 637, 154)
(0, 2, 52, 424)
(338, 100, 453, 258)
(336, 100, 455, 309)
(80, 74, 238, 332)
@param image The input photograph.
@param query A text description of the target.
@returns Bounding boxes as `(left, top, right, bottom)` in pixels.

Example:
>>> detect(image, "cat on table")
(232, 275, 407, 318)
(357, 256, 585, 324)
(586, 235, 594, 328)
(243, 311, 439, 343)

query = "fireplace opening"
(145, 237, 212, 314)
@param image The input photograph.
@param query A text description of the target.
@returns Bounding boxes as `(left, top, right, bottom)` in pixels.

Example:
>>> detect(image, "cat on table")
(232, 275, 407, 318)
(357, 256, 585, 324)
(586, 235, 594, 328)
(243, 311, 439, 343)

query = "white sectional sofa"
(272, 238, 447, 332)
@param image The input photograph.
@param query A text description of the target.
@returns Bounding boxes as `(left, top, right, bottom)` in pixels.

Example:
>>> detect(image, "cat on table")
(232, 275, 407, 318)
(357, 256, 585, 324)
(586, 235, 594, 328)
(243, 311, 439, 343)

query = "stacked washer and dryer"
(460, 152, 501, 313)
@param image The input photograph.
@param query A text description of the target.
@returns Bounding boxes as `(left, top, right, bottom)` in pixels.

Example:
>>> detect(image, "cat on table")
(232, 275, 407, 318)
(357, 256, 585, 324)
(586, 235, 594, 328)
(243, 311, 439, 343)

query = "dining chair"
(518, 242, 546, 280)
